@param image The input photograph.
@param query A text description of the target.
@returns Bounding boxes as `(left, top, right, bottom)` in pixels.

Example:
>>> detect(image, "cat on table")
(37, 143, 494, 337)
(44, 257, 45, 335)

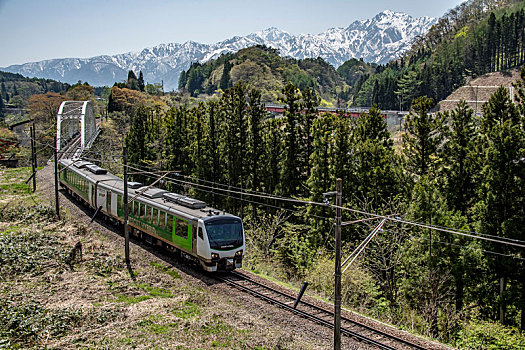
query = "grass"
(0, 167, 330, 349)
(173, 300, 200, 319)
(110, 282, 175, 304)
(150, 261, 181, 279)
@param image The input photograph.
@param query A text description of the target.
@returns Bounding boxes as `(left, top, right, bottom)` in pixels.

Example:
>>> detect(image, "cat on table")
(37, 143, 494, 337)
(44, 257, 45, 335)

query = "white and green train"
(58, 159, 244, 272)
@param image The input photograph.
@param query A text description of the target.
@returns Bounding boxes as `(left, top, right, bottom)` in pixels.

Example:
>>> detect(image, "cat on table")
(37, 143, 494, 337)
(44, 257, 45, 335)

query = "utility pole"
(123, 145, 130, 266)
(334, 178, 342, 350)
(30, 125, 36, 192)
(54, 136, 60, 219)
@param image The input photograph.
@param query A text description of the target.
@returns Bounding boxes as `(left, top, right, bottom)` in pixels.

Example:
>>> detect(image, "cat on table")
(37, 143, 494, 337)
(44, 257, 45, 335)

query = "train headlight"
(235, 250, 243, 257)
(211, 253, 219, 261)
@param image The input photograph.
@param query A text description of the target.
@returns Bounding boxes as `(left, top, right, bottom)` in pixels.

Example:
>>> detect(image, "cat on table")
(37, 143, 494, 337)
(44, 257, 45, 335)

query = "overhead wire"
(81, 156, 332, 221)
(74, 153, 525, 250)
(409, 234, 525, 261)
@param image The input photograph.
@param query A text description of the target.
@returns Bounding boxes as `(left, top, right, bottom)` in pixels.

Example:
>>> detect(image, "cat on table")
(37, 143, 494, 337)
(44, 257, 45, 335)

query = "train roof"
(59, 158, 236, 221)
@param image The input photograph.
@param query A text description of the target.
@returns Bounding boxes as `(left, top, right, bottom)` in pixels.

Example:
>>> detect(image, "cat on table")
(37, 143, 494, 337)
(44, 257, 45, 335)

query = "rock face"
(2, 10, 435, 90)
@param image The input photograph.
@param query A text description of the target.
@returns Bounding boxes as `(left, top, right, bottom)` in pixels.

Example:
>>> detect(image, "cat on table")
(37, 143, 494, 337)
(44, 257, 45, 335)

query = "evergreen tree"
(220, 61, 232, 90)
(125, 105, 156, 183)
(307, 113, 336, 243)
(476, 86, 525, 325)
(279, 83, 302, 197)
(402, 96, 445, 178)
(439, 101, 480, 313)
(351, 106, 401, 207)
(394, 70, 421, 111)
(0, 94, 4, 119)
(300, 87, 319, 181)
(247, 88, 265, 194)
(138, 71, 145, 92)
(203, 100, 222, 207)
(1, 82, 7, 102)
(441, 100, 478, 215)
(219, 83, 248, 212)
(178, 71, 187, 90)
(261, 118, 283, 195)
(163, 106, 190, 186)
(186, 67, 203, 96)
(127, 70, 139, 91)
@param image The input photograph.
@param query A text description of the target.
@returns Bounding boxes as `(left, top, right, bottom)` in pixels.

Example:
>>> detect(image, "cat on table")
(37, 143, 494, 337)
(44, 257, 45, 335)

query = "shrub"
(455, 319, 525, 349)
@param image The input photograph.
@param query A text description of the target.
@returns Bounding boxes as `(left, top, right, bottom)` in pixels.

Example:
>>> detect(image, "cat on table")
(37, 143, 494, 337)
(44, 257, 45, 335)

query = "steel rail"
(218, 271, 427, 350)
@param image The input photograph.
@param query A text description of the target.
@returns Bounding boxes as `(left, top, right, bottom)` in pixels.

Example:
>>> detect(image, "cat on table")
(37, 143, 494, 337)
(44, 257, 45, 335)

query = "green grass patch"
(111, 283, 174, 304)
(137, 315, 178, 335)
(201, 315, 232, 335)
(150, 261, 181, 279)
(143, 285, 174, 298)
(0, 205, 56, 223)
(173, 300, 200, 320)
(0, 297, 87, 348)
(0, 227, 68, 277)
(0, 182, 31, 194)
(112, 293, 152, 304)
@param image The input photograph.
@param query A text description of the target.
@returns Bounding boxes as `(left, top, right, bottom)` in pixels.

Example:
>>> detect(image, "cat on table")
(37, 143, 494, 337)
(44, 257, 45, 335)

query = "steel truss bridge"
(56, 101, 100, 158)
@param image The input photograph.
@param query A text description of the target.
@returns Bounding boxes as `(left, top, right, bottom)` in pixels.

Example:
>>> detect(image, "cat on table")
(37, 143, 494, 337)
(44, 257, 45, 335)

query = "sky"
(0, 0, 464, 67)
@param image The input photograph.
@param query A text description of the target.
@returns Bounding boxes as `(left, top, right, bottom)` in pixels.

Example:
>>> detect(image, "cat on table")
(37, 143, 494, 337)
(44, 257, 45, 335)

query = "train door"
(196, 221, 208, 258)
(191, 220, 198, 254)
(89, 183, 93, 205)
(111, 191, 118, 217)
(97, 188, 107, 211)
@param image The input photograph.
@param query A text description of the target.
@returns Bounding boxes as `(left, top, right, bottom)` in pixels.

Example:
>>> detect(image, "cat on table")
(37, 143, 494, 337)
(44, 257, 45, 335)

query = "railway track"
(216, 271, 427, 350)
(60, 136, 81, 160)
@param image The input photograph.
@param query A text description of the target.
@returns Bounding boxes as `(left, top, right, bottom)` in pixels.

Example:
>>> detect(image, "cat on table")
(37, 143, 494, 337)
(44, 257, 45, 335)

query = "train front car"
(198, 215, 245, 272)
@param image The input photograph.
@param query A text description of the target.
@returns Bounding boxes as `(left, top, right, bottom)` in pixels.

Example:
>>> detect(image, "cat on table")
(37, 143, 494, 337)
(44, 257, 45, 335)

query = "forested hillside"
(88, 69, 525, 347)
(353, 0, 525, 109)
(178, 45, 352, 106)
(0, 71, 70, 108)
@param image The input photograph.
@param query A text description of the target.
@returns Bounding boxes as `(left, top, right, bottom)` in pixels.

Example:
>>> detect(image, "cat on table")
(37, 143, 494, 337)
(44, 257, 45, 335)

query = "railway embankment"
(0, 165, 362, 349)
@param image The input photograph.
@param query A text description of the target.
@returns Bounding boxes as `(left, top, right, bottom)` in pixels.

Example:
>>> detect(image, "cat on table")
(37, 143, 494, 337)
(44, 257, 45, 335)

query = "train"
(58, 158, 245, 272)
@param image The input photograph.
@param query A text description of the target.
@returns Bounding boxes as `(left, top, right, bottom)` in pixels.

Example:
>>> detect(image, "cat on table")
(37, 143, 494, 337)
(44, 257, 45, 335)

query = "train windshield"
(205, 218, 243, 250)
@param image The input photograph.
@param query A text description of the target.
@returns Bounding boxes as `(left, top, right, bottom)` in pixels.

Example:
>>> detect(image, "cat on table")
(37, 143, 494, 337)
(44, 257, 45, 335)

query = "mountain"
(351, 0, 525, 109)
(1, 10, 435, 91)
(178, 45, 350, 104)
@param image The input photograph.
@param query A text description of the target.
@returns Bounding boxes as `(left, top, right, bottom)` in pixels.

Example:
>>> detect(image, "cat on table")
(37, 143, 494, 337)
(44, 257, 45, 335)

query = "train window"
(152, 208, 158, 226)
(159, 211, 166, 229)
(139, 204, 144, 219)
(117, 195, 122, 213)
(133, 201, 139, 217)
(106, 191, 112, 213)
(198, 227, 203, 239)
(145, 205, 152, 223)
(166, 215, 173, 233)
(175, 218, 188, 239)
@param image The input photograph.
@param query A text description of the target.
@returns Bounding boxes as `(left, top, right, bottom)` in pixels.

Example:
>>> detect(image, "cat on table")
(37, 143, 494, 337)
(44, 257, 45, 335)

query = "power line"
(78, 154, 525, 250)
(409, 234, 525, 261)
(88, 158, 333, 221)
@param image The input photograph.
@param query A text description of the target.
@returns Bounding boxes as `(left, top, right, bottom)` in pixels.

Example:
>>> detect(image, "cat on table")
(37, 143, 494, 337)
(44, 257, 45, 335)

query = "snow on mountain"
(2, 10, 435, 91)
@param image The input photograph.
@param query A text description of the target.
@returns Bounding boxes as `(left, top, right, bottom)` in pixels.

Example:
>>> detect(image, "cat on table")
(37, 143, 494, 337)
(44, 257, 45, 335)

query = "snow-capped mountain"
(2, 10, 435, 90)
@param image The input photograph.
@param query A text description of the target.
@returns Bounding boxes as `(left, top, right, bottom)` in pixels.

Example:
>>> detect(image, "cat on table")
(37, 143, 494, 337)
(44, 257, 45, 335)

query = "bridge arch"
(56, 101, 96, 153)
